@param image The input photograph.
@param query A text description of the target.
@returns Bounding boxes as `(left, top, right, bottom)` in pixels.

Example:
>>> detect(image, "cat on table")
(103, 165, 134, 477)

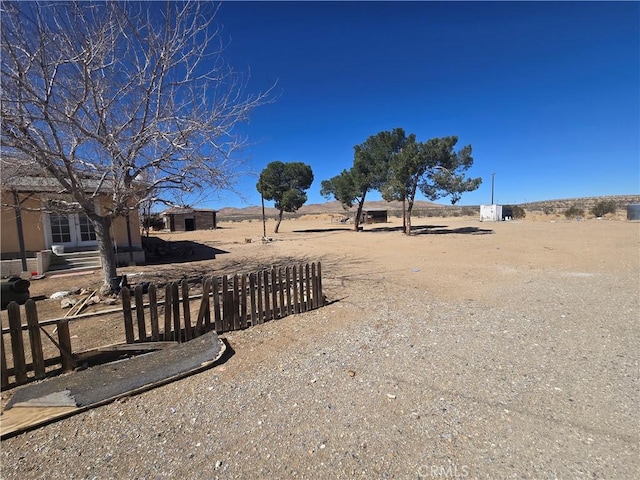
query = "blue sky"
(204, 1, 639, 209)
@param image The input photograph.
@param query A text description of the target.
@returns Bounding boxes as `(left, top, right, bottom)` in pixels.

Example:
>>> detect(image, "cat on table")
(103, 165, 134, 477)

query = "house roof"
(162, 207, 217, 215)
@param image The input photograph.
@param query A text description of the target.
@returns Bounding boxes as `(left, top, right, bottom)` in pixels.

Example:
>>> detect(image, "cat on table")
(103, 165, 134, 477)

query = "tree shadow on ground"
(142, 237, 229, 265)
(412, 225, 494, 235)
(292, 227, 353, 233)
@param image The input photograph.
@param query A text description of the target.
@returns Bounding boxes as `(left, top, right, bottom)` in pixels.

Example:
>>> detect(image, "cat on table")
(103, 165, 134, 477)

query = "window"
(50, 213, 71, 243)
(78, 214, 97, 242)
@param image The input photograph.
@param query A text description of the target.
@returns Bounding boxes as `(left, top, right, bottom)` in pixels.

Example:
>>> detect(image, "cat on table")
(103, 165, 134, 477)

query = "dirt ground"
(1, 213, 638, 479)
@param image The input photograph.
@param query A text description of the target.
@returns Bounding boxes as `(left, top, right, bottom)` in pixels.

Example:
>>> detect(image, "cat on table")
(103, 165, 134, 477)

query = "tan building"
(161, 207, 217, 232)
(1, 176, 144, 276)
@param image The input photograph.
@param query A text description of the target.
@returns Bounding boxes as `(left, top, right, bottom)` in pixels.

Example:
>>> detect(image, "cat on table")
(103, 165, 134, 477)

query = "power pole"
(491, 173, 495, 204)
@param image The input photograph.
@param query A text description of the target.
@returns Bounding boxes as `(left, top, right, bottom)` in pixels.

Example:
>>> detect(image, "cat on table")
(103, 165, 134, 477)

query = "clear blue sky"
(204, 1, 639, 209)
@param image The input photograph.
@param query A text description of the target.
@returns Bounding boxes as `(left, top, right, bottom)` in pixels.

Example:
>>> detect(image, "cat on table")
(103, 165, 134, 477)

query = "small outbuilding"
(359, 209, 388, 224)
(480, 204, 503, 221)
(161, 207, 217, 232)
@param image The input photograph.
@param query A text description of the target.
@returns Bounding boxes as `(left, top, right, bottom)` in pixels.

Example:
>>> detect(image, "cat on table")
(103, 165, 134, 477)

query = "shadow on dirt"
(292, 227, 352, 233)
(142, 237, 229, 265)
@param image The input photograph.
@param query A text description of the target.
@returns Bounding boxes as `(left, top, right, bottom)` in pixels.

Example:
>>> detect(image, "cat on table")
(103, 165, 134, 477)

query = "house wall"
(1, 193, 142, 257)
(1, 191, 46, 257)
(166, 211, 216, 232)
(360, 210, 388, 224)
(109, 206, 143, 249)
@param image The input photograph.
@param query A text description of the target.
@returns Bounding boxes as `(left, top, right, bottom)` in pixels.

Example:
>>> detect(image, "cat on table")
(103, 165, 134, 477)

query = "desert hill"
(217, 194, 639, 221)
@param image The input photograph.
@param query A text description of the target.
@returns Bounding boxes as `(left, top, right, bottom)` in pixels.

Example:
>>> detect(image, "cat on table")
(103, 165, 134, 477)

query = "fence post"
(181, 280, 192, 341)
(121, 287, 135, 344)
(7, 302, 27, 384)
(149, 284, 160, 341)
(1, 333, 8, 389)
(256, 272, 264, 324)
(292, 265, 299, 314)
(171, 282, 181, 343)
(195, 276, 211, 337)
(212, 276, 222, 333)
(222, 275, 231, 332)
(278, 268, 285, 318)
(317, 261, 324, 306)
(299, 264, 306, 312)
(233, 274, 240, 331)
(25, 299, 45, 380)
(305, 263, 312, 311)
(57, 319, 74, 373)
(164, 283, 173, 341)
(311, 263, 318, 309)
(271, 268, 278, 319)
(240, 274, 248, 329)
(249, 273, 257, 326)
(285, 266, 292, 316)
(263, 270, 271, 322)
(134, 285, 147, 341)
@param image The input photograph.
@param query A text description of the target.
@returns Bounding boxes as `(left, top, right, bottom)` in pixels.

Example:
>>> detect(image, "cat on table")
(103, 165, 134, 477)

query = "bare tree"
(1, 1, 272, 293)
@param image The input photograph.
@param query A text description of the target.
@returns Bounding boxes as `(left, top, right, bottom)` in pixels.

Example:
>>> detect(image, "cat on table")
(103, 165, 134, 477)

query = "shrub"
(564, 205, 584, 219)
(142, 214, 165, 231)
(591, 200, 617, 217)
(542, 206, 554, 215)
(511, 205, 526, 219)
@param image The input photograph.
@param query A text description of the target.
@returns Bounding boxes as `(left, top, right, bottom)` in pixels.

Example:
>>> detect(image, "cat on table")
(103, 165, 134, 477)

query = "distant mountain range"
(217, 195, 639, 220)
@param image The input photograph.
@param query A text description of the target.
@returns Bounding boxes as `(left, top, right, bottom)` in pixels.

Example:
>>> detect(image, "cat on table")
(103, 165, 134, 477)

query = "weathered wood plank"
(195, 277, 211, 336)
(292, 265, 299, 314)
(317, 262, 324, 306)
(212, 276, 222, 332)
(278, 268, 285, 318)
(149, 285, 160, 341)
(263, 270, 271, 322)
(249, 272, 257, 326)
(271, 268, 278, 319)
(299, 264, 306, 312)
(285, 266, 292, 316)
(171, 282, 181, 343)
(181, 280, 192, 341)
(305, 263, 312, 311)
(256, 272, 264, 324)
(7, 303, 27, 384)
(164, 284, 173, 341)
(134, 285, 147, 341)
(57, 319, 74, 373)
(222, 275, 231, 333)
(311, 263, 318, 309)
(240, 274, 248, 329)
(233, 274, 240, 331)
(25, 300, 45, 380)
(121, 288, 135, 344)
(1, 333, 8, 389)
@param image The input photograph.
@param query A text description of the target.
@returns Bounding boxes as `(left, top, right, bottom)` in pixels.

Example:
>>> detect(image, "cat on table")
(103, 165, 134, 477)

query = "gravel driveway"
(1, 217, 638, 479)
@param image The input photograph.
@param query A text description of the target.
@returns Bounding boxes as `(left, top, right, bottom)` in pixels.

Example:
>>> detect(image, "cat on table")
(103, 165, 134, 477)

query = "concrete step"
(48, 250, 101, 272)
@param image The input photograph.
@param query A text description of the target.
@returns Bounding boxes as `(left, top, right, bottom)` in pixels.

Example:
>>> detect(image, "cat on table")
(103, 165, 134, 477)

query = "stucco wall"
(1, 191, 46, 256)
(1, 193, 143, 257)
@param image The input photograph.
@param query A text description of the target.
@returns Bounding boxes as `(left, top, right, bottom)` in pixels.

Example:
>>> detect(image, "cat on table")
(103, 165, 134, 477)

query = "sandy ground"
(1, 214, 639, 479)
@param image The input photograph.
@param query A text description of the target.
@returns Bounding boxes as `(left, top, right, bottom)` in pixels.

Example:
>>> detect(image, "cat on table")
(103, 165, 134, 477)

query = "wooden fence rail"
(1, 262, 324, 388)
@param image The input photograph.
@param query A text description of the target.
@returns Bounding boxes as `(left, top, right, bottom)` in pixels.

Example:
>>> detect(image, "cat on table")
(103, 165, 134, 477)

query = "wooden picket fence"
(122, 262, 324, 343)
(1, 262, 324, 389)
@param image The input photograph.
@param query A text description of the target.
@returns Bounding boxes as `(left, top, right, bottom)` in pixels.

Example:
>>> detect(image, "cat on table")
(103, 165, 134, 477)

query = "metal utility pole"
(491, 173, 495, 205)
(260, 177, 267, 238)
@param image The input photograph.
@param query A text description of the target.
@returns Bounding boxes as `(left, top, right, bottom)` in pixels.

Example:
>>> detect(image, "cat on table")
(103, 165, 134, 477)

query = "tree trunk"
(405, 199, 414, 235)
(89, 214, 117, 295)
(274, 208, 284, 233)
(354, 196, 366, 231)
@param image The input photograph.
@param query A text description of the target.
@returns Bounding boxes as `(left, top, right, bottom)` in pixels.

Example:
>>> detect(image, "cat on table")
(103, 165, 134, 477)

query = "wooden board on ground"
(1, 330, 225, 439)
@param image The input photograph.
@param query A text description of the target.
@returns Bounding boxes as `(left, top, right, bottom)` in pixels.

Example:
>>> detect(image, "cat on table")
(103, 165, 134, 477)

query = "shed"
(359, 209, 388, 224)
(480, 204, 503, 222)
(162, 207, 217, 232)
